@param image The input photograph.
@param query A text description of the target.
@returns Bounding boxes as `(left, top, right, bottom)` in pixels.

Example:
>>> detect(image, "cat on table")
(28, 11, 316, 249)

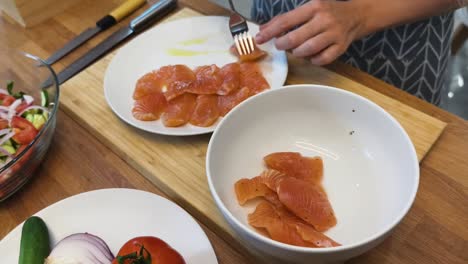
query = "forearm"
(354, 0, 463, 38)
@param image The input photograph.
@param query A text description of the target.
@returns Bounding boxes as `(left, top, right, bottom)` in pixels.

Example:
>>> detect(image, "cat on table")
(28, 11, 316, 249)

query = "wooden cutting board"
(59, 7, 446, 256)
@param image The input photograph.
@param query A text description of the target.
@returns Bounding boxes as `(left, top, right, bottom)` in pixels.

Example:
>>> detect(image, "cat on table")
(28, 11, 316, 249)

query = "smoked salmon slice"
(264, 152, 323, 185)
(132, 60, 270, 126)
(261, 174, 337, 232)
(187, 65, 223, 95)
(218, 63, 241, 95)
(234, 176, 275, 205)
(159, 65, 197, 101)
(189, 95, 220, 127)
(230, 44, 268, 62)
(239, 63, 270, 96)
(133, 71, 163, 100)
(162, 93, 197, 127)
(264, 194, 340, 248)
(235, 152, 339, 248)
(258, 170, 288, 191)
(132, 92, 167, 121)
(248, 201, 314, 247)
(218, 86, 251, 116)
(295, 222, 341, 248)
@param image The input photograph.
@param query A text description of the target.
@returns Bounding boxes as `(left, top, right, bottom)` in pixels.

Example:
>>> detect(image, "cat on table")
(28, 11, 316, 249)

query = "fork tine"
(244, 32, 253, 54)
(247, 33, 255, 53)
(242, 32, 250, 54)
(234, 35, 243, 55)
(238, 33, 248, 55)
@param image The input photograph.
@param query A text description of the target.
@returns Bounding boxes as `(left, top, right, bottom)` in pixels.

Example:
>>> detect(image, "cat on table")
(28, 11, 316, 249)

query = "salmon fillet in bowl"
(206, 85, 419, 263)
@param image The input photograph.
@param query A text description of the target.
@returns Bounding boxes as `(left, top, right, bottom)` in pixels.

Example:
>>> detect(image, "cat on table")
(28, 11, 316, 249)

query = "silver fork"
(228, 0, 255, 56)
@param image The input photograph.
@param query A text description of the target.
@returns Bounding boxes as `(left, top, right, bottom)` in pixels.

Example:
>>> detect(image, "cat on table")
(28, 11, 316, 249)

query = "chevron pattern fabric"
(252, 0, 454, 105)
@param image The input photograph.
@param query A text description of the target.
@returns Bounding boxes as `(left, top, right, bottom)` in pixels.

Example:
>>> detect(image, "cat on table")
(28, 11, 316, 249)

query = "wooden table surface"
(0, 1, 467, 263)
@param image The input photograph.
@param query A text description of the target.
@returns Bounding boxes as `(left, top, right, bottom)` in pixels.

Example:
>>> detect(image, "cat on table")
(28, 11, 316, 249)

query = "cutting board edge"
(418, 120, 447, 162)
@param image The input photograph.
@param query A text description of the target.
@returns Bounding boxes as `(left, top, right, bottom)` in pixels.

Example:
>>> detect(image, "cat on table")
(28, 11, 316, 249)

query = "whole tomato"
(112, 236, 185, 264)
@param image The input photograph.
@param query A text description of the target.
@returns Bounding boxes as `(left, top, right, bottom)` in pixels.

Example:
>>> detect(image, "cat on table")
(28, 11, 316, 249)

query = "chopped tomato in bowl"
(0, 52, 59, 201)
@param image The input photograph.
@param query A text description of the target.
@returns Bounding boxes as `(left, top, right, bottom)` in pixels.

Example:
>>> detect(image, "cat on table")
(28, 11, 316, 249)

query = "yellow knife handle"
(96, 0, 146, 30)
(110, 0, 146, 22)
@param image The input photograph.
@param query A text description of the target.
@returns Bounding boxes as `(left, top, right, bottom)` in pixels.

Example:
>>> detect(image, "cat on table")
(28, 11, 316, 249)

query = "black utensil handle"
(228, 0, 236, 12)
(130, 0, 177, 33)
(96, 0, 146, 30)
(96, 15, 117, 30)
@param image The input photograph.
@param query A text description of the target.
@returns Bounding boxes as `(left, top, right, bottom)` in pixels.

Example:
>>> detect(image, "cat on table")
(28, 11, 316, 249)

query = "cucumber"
(32, 114, 46, 130)
(1, 144, 16, 155)
(18, 216, 50, 264)
(3, 139, 12, 146)
(25, 114, 34, 123)
(40, 90, 49, 107)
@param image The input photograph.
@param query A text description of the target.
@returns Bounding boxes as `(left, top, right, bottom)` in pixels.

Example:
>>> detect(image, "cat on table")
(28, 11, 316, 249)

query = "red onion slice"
(0, 131, 15, 146)
(0, 89, 8, 95)
(55, 233, 114, 260)
(0, 128, 11, 137)
(7, 99, 22, 124)
(8, 99, 22, 111)
(23, 95, 34, 105)
(18, 105, 49, 117)
(45, 233, 113, 264)
(0, 106, 9, 112)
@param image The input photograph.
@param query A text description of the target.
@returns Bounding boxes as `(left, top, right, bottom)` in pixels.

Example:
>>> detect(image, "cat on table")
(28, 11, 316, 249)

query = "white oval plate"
(104, 16, 288, 136)
(0, 188, 218, 264)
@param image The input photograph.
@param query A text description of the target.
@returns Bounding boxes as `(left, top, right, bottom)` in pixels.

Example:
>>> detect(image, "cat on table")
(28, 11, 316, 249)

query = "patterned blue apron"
(252, 0, 454, 105)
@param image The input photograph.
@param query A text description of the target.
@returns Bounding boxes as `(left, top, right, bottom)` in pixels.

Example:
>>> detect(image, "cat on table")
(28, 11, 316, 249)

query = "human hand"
(255, 0, 367, 65)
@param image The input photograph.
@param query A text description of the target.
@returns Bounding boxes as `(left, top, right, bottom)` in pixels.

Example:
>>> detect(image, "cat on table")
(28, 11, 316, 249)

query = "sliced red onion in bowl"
(0, 128, 11, 137)
(0, 131, 15, 146)
(0, 112, 8, 120)
(7, 99, 22, 124)
(45, 233, 113, 264)
(0, 89, 8, 95)
(9, 99, 22, 111)
(0, 106, 10, 112)
(18, 105, 49, 117)
(23, 95, 34, 105)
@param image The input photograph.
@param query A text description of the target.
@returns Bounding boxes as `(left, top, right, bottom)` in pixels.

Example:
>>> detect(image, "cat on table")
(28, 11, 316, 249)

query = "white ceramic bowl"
(206, 85, 419, 263)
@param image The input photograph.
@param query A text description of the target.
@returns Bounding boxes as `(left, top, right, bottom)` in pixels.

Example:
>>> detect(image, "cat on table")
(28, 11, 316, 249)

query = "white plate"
(104, 16, 288, 136)
(0, 188, 218, 264)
